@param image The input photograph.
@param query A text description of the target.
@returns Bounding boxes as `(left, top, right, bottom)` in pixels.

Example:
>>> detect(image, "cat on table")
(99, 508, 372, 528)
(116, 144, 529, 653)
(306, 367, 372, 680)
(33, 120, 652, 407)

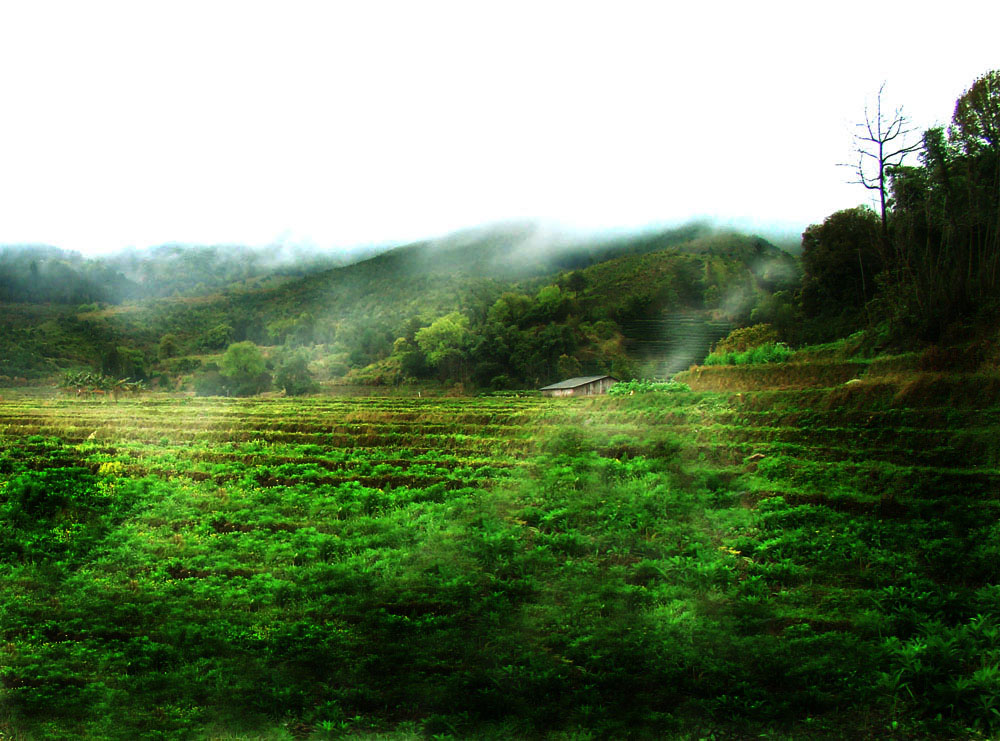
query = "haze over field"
(0, 1, 996, 255)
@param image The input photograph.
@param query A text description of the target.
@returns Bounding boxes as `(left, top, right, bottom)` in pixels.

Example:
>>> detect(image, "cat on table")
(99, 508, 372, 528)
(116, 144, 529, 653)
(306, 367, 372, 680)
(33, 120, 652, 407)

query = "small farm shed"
(540, 375, 619, 398)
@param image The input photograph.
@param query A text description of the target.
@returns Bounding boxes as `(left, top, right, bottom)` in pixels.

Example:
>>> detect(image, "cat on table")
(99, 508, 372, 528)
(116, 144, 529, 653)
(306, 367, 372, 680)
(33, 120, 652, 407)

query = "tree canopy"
(219, 342, 271, 396)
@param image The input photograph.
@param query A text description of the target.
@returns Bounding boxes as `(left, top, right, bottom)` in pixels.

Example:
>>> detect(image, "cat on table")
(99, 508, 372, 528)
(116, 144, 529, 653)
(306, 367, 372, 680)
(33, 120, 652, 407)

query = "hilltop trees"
(803, 70, 1000, 343)
(0, 219, 797, 389)
(0, 246, 136, 304)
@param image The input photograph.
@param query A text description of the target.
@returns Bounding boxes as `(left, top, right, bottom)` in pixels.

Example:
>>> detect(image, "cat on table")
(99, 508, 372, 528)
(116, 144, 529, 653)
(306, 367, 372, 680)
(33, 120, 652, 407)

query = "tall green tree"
(950, 71, 1000, 155)
(415, 312, 473, 380)
(158, 333, 180, 360)
(220, 342, 271, 396)
(274, 349, 318, 396)
(800, 206, 882, 330)
(880, 70, 1000, 336)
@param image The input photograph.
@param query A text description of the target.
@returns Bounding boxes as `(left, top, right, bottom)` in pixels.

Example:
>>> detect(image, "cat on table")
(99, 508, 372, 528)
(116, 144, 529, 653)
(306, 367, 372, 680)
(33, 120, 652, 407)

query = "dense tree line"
(800, 71, 1000, 344)
(0, 246, 136, 304)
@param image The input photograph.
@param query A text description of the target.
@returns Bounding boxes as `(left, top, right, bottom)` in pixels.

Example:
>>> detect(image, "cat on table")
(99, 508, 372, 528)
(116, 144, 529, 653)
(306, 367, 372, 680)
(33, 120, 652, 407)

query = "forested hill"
(0, 220, 710, 306)
(0, 223, 797, 387)
(236, 219, 719, 313)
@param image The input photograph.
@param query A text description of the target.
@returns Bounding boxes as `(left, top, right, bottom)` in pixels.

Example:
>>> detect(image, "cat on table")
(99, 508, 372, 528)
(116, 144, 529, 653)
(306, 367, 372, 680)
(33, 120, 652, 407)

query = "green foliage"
(950, 70, 1000, 155)
(162, 355, 201, 374)
(800, 206, 882, 329)
(701, 325, 793, 366)
(61, 369, 111, 390)
(0, 307, 132, 380)
(274, 349, 318, 396)
(556, 353, 582, 379)
(0, 246, 137, 304)
(219, 341, 271, 396)
(220, 341, 265, 377)
(267, 312, 316, 347)
(703, 341, 793, 366)
(879, 73, 1000, 340)
(201, 322, 235, 351)
(414, 312, 472, 365)
(794, 70, 1000, 344)
(534, 283, 569, 321)
(607, 379, 691, 395)
(58, 370, 147, 396)
(193, 369, 227, 396)
(102, 344, 148, 380)
(0, 221, 801, 390)
(158, 332, 180, 360)
(711, 323, 781, 354)
(0, 451, 136, 567)
(748, 291, 798, 340)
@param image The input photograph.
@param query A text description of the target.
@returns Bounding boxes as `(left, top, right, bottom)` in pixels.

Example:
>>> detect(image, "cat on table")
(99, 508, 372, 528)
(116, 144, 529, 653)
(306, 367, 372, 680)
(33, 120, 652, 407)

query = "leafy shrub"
(540, 427, 592, 456)
(643, 429, 683, 460)
(490, 374, 516, 390)
(703, 342, 793, 366)
(712, 323, 781, 353)
(882, 615, 1000, 733)
(0, 465, 123, 564)
(703, 323, 792, 366)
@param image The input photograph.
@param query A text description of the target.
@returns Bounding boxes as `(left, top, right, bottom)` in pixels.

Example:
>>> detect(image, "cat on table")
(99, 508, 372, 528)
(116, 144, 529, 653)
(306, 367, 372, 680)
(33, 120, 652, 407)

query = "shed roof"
(539, 375, 619, 391)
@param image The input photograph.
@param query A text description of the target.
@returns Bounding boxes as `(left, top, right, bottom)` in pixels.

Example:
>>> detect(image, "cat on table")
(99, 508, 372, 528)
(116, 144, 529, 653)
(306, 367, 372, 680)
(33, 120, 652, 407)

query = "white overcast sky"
(0, 1, 996, 255)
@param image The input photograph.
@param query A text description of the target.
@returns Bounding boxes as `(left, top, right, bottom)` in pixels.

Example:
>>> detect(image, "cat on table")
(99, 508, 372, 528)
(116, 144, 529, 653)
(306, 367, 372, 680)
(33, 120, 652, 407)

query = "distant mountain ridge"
(0, 241, 378, 304)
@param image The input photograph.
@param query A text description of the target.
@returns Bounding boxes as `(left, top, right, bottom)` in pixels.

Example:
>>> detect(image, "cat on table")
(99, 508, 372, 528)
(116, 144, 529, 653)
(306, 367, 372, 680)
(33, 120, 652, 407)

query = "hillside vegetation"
(0, 223, 797, 390)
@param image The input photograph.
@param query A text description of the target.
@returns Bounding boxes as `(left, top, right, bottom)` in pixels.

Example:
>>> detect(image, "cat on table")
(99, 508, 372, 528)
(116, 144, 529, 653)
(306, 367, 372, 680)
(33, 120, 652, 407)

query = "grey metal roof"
(539, 375, 619, 391)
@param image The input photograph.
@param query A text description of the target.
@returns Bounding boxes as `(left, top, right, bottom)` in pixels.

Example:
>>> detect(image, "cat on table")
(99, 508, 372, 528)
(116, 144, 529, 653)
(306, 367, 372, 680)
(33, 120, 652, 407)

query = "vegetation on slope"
(796, 70, 1000, 347)
(0, 223, 797, 391)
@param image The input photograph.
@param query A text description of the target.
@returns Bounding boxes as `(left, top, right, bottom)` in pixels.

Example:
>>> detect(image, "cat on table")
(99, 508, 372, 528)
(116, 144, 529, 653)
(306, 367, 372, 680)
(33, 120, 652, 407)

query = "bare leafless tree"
(846, 83, 923, 240)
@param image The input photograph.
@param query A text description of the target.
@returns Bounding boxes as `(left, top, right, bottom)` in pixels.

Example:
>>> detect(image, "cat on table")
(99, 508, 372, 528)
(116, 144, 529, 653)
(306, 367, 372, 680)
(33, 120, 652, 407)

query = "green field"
(1, 378, 999, 739)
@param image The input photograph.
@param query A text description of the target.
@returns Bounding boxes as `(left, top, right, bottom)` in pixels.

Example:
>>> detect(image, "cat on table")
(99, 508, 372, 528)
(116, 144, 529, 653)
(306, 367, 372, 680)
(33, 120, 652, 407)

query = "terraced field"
(1, 377, 998, 739)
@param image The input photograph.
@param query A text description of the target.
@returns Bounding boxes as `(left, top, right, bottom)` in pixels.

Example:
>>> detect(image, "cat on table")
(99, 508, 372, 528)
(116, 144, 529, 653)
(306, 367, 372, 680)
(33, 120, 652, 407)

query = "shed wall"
(542, 378, 618, 397)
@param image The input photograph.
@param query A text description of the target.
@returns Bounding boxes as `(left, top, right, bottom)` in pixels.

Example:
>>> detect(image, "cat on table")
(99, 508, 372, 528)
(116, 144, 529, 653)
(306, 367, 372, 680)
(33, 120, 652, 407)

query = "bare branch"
(845, 83, 923, 238)
(884, 142, 922, 160)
